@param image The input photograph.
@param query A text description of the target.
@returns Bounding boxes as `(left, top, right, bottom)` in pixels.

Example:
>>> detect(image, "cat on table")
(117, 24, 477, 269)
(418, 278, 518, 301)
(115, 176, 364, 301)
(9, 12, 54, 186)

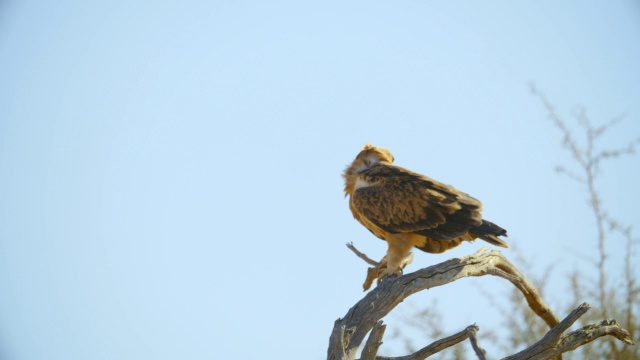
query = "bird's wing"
(351, 165, 483, 240)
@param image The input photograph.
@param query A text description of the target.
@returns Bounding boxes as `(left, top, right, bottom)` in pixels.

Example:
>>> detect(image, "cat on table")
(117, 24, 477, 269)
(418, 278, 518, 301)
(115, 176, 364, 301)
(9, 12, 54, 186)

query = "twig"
(374, 325, 476, 360)
(346, 242, 380, 266)
(467, 325, 487, 360)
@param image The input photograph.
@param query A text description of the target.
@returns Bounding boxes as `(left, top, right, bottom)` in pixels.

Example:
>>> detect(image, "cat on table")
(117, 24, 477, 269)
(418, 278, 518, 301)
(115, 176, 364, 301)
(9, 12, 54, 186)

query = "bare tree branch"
(553, 166, 585, 184)
(361, 321, 386, 360)
(530, 84, 585, 167)
(346, 242, 380, 267)
(592, 113, 625, 139)
(331, 323, 347, 358)
(466, 325, 487, 360)
(327, 248, 635, 360)
(373, 325, 476, 360)
(503, 303, 635, 360)
(327, 248, 559, 360)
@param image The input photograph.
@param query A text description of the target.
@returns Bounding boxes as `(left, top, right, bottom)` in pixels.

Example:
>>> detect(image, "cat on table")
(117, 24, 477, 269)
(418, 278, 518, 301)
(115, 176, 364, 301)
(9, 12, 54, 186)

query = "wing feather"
(351, 164, 483, 240)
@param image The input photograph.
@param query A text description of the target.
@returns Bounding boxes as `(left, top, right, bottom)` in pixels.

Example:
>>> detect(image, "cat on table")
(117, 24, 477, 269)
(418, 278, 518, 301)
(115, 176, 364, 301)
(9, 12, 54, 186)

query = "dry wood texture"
(327, 247, 635, 360)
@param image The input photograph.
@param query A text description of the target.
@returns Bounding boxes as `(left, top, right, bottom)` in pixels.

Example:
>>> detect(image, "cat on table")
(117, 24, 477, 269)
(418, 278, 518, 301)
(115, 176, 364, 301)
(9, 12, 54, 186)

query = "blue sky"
(1, 1, 639, 359)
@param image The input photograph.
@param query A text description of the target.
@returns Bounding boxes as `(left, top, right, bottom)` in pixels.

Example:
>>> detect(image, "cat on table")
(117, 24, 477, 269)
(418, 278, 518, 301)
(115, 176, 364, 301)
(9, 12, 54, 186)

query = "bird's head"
(343, 144, 395, 179)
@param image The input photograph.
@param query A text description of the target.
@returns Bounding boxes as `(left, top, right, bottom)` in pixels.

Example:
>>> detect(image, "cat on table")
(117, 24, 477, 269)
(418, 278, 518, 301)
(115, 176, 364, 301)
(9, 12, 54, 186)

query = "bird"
(343, 144, 508, 288)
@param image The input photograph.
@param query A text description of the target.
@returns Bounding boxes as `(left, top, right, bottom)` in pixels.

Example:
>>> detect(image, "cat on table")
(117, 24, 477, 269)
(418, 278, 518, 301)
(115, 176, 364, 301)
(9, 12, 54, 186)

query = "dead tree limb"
(360, 321, 386, 360)
(327, 247, 635, 360)
(503, 302, 635, 360)
(373, 325, 476, 360)
(467, 325, 487, 360)
(346, 242, 380, 267)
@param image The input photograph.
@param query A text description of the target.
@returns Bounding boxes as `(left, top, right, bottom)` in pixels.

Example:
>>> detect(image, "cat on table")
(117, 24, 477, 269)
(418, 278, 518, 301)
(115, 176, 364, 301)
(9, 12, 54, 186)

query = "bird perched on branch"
(343, 144, 508, 289)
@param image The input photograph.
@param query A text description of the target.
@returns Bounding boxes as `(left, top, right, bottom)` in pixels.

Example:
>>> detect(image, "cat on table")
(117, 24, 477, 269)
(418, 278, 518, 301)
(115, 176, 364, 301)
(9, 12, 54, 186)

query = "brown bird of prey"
(343, 144, 508, 288)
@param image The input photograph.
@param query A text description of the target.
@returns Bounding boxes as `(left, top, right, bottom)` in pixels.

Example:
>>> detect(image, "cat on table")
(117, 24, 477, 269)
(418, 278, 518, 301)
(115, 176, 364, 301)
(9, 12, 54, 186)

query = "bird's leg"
(376, 252, 415, 281)
(378, 234, 415, 281)
(362, 252, 414, 291)
(400, 251, 414, 269)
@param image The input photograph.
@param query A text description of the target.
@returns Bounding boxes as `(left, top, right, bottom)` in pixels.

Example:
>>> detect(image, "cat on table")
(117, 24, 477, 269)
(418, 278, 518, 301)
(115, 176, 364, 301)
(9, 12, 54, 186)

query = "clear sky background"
(1, 1, 639, 359)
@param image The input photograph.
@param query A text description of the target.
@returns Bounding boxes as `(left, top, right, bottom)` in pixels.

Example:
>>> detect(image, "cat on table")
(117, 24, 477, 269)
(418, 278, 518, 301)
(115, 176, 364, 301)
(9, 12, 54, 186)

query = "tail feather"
(470, 220, 509, 248)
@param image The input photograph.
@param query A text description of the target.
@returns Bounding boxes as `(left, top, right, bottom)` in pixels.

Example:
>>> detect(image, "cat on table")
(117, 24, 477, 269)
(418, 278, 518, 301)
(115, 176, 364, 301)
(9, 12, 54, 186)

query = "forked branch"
(503, 303, 635, 360)
(373, 325, 478, 360)
(327, 247, 635, 360)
